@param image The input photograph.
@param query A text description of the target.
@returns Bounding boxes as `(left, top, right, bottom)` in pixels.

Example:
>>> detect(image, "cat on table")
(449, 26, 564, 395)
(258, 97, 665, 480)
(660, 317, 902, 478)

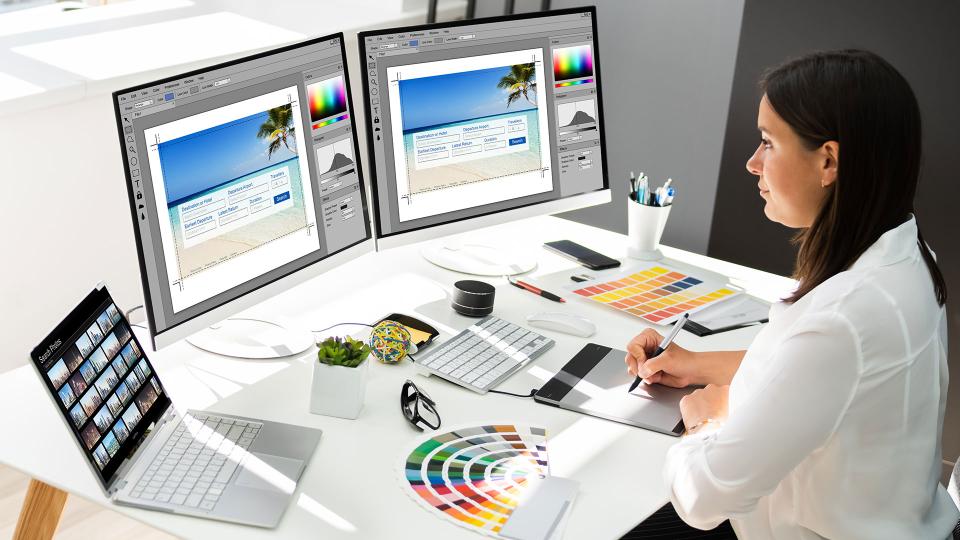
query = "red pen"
(508, 277, 566, 303)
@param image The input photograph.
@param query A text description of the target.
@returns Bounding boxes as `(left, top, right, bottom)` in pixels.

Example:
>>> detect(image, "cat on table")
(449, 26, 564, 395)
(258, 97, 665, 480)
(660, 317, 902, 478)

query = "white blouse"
(663, 216, 959, 539)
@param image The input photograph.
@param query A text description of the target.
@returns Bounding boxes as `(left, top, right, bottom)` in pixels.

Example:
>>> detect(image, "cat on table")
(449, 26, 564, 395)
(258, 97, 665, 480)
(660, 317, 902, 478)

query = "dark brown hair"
(761, 49, 947, 306)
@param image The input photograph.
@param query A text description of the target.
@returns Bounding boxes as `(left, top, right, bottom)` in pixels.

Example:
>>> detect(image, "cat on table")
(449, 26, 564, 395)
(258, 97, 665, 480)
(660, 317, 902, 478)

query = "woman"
(624, 50, 957, 539)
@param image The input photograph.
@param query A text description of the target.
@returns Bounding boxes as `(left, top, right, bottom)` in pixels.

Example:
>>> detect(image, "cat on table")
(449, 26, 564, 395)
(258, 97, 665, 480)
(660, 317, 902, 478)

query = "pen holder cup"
(627, 198, 671, 260)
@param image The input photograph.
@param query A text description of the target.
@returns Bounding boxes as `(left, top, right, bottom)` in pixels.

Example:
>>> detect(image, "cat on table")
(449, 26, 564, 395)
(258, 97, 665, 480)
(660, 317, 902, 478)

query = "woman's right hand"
(624, 328, 700, 388)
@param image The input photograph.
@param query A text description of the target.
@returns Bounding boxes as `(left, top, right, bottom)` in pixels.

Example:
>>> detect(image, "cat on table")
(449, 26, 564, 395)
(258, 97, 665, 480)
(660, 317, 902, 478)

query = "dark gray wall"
(708, 0, 960, 463)
(476, 0, 745, 254)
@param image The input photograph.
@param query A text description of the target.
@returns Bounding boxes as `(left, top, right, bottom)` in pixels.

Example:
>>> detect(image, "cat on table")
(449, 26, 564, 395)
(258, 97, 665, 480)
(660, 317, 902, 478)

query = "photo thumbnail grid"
(43, 302, 165, 471)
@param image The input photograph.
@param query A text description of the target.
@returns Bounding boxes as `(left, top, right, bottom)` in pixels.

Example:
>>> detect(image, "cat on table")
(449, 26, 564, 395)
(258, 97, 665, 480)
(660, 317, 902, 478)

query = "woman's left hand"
(679, 384, 730, 433)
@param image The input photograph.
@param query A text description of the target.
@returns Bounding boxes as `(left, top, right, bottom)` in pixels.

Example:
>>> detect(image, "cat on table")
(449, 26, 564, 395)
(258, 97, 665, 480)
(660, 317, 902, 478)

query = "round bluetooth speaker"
(451, 280, 495, 317)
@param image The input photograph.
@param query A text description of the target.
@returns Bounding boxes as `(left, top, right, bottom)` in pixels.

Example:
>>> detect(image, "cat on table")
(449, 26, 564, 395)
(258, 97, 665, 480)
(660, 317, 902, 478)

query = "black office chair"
(427, 0, 553, 23)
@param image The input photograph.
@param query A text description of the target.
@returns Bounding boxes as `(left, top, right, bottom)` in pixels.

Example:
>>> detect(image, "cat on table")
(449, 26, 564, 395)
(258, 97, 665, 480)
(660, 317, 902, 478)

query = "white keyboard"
(128, 412, 262, 510)
(416, 316, 554, 394)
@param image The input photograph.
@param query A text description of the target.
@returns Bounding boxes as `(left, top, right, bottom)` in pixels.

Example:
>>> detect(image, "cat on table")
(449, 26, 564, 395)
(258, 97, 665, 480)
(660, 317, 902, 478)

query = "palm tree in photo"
(257, 104, 296, 159)
(498, 63, 537, 107)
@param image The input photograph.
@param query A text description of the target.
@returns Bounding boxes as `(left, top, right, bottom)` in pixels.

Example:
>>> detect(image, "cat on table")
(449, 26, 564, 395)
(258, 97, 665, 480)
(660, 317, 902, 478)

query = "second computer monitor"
(359, 7, 610, 253)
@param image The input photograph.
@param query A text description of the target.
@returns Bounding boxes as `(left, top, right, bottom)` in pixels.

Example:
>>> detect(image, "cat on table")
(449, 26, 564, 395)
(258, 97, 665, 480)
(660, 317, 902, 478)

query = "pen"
(628, 313, 689, 392)
(508, 277, 566, 303)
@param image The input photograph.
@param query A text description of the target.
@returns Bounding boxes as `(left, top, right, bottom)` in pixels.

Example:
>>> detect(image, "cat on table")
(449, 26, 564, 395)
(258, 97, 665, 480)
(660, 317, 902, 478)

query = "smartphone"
(543, 240, 621, 270)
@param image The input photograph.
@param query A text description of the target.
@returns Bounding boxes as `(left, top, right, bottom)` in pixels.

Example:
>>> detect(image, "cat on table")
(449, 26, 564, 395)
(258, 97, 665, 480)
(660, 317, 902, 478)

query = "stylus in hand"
(628, 313, 690, 393)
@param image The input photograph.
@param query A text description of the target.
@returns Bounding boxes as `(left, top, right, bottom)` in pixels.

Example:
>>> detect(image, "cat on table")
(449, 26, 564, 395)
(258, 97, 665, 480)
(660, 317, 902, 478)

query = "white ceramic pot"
(310, 357, 368, 419)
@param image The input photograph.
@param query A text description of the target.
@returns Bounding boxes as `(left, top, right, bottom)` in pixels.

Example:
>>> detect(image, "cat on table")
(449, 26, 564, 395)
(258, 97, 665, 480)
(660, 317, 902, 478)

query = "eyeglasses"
(401, 380, 441, 431)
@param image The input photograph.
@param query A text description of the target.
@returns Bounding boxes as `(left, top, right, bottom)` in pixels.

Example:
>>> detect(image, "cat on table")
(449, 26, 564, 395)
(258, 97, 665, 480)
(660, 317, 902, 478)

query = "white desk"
(0, 215, 794, 539)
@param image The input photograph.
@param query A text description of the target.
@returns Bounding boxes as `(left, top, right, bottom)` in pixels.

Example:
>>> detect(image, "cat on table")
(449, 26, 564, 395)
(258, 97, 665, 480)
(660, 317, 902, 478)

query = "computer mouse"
(526, 312, 596, 338)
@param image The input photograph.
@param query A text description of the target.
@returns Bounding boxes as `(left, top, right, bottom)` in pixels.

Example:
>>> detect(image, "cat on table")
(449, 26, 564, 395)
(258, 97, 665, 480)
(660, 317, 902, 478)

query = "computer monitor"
(113, 33, 371, 357)
(358, 7, 610, 275)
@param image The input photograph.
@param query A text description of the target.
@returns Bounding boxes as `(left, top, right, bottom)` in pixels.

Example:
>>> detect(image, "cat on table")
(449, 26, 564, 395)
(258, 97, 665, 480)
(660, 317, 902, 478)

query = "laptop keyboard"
(128, 412, 263, 510)
(416, 316, 554, 394)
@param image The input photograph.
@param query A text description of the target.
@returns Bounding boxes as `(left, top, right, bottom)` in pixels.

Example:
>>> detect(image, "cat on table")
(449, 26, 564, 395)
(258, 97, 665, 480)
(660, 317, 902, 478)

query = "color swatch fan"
(400, 424, 549, 537)
(571, 263, 739, 325)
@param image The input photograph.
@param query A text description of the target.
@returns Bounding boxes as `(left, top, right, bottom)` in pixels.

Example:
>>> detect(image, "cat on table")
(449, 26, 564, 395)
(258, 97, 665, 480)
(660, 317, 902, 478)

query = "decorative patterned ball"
(368, 320, 412, 364)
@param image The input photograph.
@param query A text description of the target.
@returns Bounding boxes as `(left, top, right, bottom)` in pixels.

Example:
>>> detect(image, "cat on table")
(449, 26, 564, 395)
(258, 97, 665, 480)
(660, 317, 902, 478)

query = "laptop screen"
(30, 286, 171, 487)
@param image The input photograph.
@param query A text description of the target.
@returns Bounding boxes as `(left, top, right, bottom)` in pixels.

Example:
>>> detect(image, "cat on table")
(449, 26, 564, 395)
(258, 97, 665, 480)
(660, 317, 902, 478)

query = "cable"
(312, 322, 375, 334)
(488, 388, 538, 398)
(125, 304, 144, 320)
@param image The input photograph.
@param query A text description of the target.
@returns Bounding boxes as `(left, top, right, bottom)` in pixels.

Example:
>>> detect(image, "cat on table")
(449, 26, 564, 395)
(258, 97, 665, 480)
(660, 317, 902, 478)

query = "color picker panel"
(572, 265, 738, 325)
(401, 425, 549, 537)
(307, 75, 348, 124)
(552, 44, 594, 82)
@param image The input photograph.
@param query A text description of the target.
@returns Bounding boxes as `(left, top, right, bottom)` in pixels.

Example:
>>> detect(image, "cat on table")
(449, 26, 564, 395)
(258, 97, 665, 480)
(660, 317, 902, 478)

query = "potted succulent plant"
(310, 336, 371, 419)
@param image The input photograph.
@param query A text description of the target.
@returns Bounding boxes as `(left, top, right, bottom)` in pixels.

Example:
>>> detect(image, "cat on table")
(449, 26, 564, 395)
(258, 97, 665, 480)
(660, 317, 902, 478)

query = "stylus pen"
(508, 277, 566, 303)
(628, 313, 689, 392)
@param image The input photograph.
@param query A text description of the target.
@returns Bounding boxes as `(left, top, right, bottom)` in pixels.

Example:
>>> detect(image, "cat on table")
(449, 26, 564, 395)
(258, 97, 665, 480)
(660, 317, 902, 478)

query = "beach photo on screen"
(76, 332, 94, 357)
(81, 422, 100, 450)
(46, 358, 70, 389)
(70, 402, 89, 429)
(388, 49, 552, 222)
(62, 345, 83, 372)
(67, 371, 88, 399)
(96, 309, 114, 336)
(93, 443, 110, 469)
(93, 404, 114, 434)
(121, 402, 142, 429)
(136, 359, 152, 381)
(79, 386, 102, 417)
(58, 383, 77, 408)
(86, 321, 103, 345)
(155, 103, 309, 280)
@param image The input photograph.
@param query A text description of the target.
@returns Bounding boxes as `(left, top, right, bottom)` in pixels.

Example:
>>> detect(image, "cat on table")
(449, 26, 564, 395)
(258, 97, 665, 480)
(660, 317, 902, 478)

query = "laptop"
(534, 343, 696, 436)
(29, 285, 322, 528)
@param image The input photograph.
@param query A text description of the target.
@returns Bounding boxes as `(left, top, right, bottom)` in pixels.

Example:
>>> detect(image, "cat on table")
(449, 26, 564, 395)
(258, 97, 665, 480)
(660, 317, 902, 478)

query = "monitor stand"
(421, 241, 536, 276)
(186, 317, 315, 359)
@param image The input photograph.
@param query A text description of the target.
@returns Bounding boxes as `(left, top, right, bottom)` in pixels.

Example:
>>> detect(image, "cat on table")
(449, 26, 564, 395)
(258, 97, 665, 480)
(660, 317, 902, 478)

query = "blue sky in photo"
(399, 64, 537, 132)
(159, 109, 297, 205)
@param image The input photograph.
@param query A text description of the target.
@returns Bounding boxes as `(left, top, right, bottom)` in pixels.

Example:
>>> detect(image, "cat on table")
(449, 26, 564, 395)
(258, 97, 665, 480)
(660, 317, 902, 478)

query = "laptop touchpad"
(235, 452, 304, 494)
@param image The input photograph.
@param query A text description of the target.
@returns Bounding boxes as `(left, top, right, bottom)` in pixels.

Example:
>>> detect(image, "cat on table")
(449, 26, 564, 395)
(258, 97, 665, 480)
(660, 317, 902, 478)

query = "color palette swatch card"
(400, 424, 550, 537)
(570, 263, 739, 325)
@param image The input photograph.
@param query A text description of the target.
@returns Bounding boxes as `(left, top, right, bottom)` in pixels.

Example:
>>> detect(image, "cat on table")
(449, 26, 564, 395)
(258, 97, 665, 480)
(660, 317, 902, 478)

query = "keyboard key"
(186, 494, 203, 507)
(199, 501, 216, 510)
(156, 493, 171, 503)
(171, 494, 187, 505)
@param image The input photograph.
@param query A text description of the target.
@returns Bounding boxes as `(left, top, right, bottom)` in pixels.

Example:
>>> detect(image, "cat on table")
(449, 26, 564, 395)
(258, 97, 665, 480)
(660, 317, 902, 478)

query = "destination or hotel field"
(413, 114, 530, 169)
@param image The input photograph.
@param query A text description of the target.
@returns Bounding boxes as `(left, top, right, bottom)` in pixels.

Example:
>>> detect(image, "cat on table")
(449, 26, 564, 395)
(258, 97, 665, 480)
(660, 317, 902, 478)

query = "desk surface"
(0, 215, 794, 539)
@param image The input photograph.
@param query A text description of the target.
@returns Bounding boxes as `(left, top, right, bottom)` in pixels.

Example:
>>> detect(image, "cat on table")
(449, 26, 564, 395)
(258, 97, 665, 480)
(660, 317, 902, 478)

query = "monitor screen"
(30, 286, 171, 487)
(114, 34, 369, 339)
(359, 8, 607, 239)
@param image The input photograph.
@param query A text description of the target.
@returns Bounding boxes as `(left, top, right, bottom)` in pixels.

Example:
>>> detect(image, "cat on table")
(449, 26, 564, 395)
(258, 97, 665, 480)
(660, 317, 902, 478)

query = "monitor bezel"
(356, 6, 610, 244)
(112, 32, 373, 349)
